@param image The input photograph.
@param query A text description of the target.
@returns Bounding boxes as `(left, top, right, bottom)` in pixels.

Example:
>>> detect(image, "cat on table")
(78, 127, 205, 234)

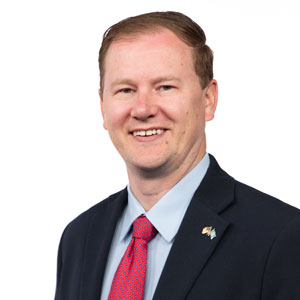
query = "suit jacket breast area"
(55, 155, 300, 300)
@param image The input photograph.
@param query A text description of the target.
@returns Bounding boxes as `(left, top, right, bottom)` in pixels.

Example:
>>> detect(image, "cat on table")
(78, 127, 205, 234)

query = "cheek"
(103, 103, 130, 130)
(161, 99, 185, 120)
(192, 96, 206, 119)
(184, 103, 206, 133)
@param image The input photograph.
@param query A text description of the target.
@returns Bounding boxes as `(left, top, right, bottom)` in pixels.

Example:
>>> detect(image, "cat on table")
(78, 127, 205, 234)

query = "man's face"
(100, 29, 217, 176)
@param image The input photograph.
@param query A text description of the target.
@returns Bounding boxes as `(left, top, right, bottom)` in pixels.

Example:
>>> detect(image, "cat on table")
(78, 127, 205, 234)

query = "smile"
(132, 129, 165, 136)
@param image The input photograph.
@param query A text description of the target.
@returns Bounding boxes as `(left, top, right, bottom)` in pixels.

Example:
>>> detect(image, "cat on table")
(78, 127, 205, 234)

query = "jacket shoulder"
(233, 180, 300, 229)
(64, 189, 125, 236)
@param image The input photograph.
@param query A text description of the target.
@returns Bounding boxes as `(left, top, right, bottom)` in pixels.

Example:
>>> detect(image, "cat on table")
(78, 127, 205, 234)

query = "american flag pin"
(202, 226, 217, 240)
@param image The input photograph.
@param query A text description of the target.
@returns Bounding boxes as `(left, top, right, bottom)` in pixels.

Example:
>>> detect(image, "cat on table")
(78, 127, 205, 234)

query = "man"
(55, 11, 300, 300)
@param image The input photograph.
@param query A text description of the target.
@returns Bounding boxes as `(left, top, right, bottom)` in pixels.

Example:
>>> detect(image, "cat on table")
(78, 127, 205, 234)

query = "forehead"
(103, 29, 195, 82)
(111, 28, 186, 49)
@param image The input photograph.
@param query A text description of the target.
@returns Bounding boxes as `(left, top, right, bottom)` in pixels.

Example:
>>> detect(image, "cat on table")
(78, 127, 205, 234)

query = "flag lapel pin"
(202, 226, 217, 240)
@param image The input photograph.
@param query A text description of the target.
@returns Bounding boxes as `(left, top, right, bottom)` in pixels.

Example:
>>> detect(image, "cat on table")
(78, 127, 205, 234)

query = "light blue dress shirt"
(100, 153, 210, 300)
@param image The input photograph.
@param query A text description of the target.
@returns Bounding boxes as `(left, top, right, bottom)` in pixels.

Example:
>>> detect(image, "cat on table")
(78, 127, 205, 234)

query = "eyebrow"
(110, 79, 136, 88)
(152, 76, 181, 84)
(110, 76, 181, 88)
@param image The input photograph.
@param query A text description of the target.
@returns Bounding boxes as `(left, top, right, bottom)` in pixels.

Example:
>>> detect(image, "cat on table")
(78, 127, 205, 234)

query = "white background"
(0, 0, 299, 299)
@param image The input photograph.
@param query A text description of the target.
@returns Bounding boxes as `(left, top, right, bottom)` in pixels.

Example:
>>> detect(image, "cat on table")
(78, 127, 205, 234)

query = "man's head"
(98, 11, 214, 96)
(99, 12, 218, 179)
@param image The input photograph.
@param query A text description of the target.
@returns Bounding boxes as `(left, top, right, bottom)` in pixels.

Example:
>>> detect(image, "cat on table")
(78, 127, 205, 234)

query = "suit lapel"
(153, 155, 235, 300)
(80, 189, 128, 300)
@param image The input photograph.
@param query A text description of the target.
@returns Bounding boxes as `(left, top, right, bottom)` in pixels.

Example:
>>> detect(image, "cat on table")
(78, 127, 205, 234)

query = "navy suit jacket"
(55, 155, 300, 299)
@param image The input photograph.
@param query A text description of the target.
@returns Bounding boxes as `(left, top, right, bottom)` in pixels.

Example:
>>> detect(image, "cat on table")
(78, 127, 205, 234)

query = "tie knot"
(132, 215, 157, 242)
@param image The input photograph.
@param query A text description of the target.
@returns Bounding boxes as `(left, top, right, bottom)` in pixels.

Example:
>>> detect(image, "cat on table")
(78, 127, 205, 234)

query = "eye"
(159, 85, 174, 91)
(118, 88, 134, 94)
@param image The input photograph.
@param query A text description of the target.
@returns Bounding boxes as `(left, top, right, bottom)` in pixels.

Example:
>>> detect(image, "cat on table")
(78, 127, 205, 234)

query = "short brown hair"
(98, 11, 214, 94)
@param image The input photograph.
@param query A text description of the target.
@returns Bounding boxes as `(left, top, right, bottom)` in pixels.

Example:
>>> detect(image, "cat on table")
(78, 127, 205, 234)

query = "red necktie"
(107, 215, 157, 300)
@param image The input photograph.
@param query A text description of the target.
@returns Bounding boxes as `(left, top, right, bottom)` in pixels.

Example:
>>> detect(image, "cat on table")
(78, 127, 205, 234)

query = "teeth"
(133, 129, 165, 136)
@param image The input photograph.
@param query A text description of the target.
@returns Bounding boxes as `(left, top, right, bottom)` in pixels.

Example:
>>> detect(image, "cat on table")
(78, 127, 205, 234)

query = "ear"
(98, 89, 108, 130)
(204, 79, 218, 122)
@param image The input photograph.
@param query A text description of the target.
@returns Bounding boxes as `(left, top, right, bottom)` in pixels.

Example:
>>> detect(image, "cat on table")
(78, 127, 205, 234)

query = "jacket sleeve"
(54, 224, 69, 300)
(261, 214, 300, 300)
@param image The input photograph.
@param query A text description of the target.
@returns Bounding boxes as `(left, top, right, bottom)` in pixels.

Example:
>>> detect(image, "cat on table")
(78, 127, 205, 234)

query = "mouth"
(131, 129, 165, 137)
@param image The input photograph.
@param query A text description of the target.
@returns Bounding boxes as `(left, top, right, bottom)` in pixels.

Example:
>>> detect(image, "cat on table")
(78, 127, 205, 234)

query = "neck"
(127, 147, 206, 211)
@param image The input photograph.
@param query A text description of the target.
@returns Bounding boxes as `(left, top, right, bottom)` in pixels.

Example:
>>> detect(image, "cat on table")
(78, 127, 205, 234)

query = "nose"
(130, 90, 158, 120)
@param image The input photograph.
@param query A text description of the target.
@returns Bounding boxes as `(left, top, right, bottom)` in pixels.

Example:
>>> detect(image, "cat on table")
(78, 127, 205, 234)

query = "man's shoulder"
(235, 180, 299, 213)
(205, 154, 300, 223)
(232, 180, 300, 231)
(207, 154, 300, 220)
(62, 189, 127, 238)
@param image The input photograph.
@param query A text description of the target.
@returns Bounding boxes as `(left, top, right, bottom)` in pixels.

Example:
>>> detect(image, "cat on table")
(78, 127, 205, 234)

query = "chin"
(128, 157, 169, 174)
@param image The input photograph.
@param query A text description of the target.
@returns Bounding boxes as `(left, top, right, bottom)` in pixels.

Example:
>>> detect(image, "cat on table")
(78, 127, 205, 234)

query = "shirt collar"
(120, 153, 210, 243)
